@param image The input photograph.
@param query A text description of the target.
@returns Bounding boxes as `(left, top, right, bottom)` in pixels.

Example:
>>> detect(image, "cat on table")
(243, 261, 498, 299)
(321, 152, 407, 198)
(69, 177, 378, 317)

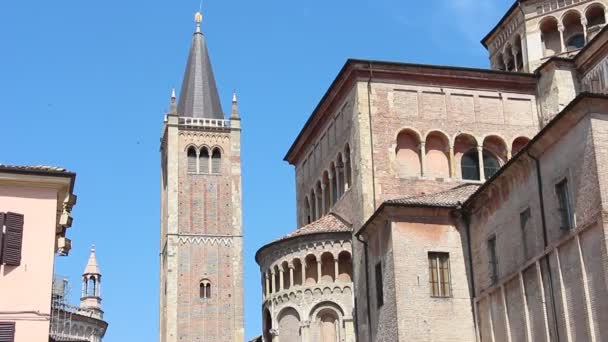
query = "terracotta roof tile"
(273, 213, 352, 244)
(0, 164, 70, 174)
(387, 184, 479, 208)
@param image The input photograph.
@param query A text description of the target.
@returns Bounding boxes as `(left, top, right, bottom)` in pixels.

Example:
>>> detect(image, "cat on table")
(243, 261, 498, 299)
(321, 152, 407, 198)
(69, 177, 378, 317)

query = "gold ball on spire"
(195, 12, 203, 25)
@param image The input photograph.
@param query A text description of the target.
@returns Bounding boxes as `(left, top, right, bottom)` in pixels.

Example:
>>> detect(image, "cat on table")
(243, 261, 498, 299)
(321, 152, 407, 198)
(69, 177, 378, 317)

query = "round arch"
(394, 127, 422, 142)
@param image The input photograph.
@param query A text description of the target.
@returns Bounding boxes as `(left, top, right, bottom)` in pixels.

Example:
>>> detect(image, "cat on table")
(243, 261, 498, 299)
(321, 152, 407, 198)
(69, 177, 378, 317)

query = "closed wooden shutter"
(199, 148, 210, 174)
(211, 149, 221, 174)
(0, 213, 4, 263)
(0, 321, 15, 342)
(187, 148, 197, 173)
(2, 213, 24, 266)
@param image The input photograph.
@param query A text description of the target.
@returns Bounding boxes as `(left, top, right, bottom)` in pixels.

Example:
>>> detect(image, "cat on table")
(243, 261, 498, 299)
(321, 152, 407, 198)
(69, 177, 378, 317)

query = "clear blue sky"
(0, 0, 512, 340)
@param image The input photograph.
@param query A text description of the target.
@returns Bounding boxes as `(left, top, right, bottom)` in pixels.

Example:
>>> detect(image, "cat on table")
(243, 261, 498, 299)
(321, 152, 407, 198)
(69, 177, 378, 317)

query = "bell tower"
(159, 11, 244, 342)
(80, 245, 103, 320)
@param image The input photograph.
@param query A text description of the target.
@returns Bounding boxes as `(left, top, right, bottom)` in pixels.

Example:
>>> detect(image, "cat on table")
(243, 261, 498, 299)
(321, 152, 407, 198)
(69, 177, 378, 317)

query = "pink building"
(0, 165, 76, 342)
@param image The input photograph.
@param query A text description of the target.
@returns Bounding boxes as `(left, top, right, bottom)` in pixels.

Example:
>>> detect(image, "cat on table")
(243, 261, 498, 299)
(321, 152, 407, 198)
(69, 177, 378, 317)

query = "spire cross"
(195, 11, 203, 33)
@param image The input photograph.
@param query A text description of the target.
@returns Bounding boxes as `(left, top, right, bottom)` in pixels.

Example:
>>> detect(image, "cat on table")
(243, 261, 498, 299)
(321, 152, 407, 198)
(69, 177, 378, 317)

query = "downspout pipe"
(527, 151, 561, 342)
(356, 233, 373, 342)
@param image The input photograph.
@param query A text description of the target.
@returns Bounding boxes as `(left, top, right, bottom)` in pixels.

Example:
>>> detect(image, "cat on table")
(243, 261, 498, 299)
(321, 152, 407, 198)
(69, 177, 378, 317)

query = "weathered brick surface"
(160, 122, 244, 342)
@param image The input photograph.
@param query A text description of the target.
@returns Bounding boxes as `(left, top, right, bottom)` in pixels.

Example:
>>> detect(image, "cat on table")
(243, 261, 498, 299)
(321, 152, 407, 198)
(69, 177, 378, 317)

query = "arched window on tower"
(200, 279, 211, 299)
(211, 148, 221, 174)
(483, 152, 501, 179)
(345, 145, 352, 190)
(199, 148, 210, 174)
(187, 147, 197, 173)
(461, 149, 501, 181)
(566, 34, 585, 50)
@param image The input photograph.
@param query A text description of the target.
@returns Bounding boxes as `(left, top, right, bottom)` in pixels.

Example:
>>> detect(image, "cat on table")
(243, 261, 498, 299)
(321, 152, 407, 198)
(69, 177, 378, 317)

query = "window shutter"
(0, 321, 15, 342)
(2, 213, 24, 266)
(0, 213, 4, 263)
(211, 150, 221, 174)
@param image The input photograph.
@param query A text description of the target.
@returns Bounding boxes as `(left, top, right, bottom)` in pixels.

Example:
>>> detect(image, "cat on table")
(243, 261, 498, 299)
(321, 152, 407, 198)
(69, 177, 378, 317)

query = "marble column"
(334, 258, 339, 282)
(317, 260, 322, 283)
(270, 272, 276, 294)
(279, 269, 284, 292)
(420, 142, 427, 177)
(477, 146, 485, 181)
(449, 147, 455, 179)
(289, 265, 294, 288)
(559, 25, 566, 53)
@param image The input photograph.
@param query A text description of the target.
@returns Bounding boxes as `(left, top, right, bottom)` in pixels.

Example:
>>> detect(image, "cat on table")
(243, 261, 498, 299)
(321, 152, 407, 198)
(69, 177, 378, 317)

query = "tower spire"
(176, 10, 224, 119)
(80, 245, 103, 318)
(231, 90, 240, 120)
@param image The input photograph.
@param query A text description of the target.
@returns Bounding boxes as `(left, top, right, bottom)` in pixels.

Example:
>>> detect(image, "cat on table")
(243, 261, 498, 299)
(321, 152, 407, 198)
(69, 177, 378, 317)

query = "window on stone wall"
(488, 236, 499, 285)
(428, 252, 451, 297)
(187, 147, 197, 173)
(200, 280, 211, 299)
(199, 148, 210, 174)
(211, 149, 221, 174)
(556, 179, 573, 230)
(375, 262, 383, 308)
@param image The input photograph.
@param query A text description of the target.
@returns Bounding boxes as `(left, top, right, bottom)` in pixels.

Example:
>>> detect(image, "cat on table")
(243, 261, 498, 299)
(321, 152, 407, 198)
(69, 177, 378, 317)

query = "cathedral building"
(159, 12, 244, 342)
(256, 0, 608, 341)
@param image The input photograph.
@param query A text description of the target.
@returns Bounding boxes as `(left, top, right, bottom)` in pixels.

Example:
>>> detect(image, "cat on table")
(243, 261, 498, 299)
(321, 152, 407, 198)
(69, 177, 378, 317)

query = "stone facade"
(159, 15, 244, 342)
(256, 214, 355, 342)
(483, 0, 608, 72)
(276, 3, 608, 342)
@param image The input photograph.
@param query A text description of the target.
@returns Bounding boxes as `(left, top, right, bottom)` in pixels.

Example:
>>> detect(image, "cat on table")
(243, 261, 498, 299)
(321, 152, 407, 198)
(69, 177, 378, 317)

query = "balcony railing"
(178, 117, 230, 129)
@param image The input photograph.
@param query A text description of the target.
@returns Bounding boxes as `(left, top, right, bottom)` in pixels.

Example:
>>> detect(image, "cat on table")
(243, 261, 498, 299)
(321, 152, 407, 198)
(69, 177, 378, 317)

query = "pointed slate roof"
(83, 245, 101, 276)
(177, 20, 224, 119)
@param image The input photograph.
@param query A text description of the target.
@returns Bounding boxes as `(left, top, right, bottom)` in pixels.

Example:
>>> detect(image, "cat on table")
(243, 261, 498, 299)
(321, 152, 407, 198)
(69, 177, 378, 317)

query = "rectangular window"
(520, 208, 531, 258)
(488, 236, 499, 285)
(0, 321, 15, 342)
(428, 252, 451, 297)
(556, 179, 573, 230)
(375, 262, 383, 308)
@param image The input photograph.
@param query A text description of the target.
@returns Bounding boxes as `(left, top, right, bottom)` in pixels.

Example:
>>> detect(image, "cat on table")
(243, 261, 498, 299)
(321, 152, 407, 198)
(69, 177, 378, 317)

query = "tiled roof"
(0, 164, 70, 174)
(273, 213, 352, 244)
(387, 184, 480, 208)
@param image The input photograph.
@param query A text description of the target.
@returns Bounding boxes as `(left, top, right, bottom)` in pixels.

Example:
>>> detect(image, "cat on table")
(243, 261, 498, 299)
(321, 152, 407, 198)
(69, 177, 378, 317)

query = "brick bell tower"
(159, 11, 244, 342)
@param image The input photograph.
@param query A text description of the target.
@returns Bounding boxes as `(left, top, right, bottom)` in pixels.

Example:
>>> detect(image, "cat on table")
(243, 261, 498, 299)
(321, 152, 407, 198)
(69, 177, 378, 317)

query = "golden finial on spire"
(195, 11, 203, 32)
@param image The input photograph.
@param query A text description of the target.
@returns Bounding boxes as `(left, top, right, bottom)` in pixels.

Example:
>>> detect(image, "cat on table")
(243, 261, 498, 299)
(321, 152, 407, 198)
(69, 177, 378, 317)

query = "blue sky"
(0, 0, 512, 340)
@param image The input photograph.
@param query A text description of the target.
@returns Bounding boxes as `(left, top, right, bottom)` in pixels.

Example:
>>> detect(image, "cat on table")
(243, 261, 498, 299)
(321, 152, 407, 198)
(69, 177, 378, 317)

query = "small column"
(317, 260, 322, 283)
(289, 265, 295, 287)
(582, 18, 588, 43)
(270, 329, 279, 342)
(270, 272, 276, 294)
(320, 184, 327, 215)
(420, 142, 427, 178)
(311, 190, 317, 221)
(328, 170, 334, 206)
(344, 317, 355, 342)
(301, 320, 311, 342)
(503, 53, 511, 72)
(477, 146, 485, 181)
(279, 269, 284, 292)
(265, 273, 270, 297)
(559, 25, 566, 53)
(449, 147, 456, 179)
(334, 258, 339, 282)
(512, 47, 519, 72)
